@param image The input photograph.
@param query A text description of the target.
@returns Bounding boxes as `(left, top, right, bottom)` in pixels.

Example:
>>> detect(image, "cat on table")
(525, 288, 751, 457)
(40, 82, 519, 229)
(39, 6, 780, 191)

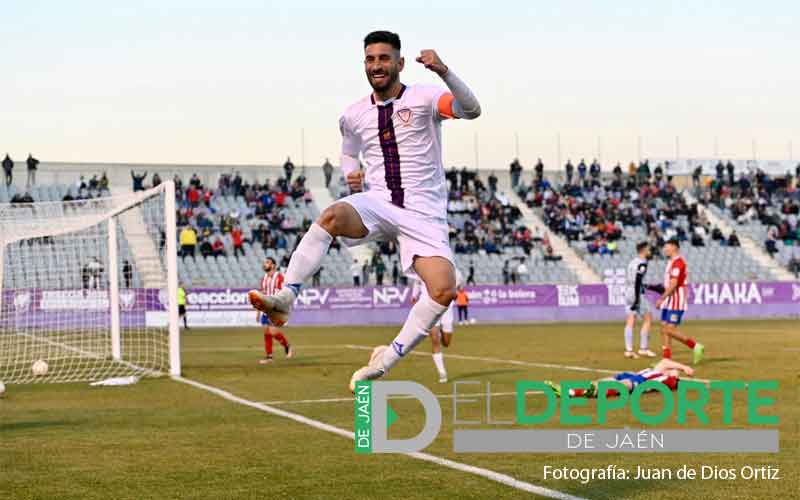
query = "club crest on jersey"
(396, 108, 412, 123)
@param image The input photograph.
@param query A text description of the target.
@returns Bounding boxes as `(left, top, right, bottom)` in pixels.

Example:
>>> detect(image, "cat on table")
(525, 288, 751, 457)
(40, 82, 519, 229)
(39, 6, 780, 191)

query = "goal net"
(0, 182, 180, 384)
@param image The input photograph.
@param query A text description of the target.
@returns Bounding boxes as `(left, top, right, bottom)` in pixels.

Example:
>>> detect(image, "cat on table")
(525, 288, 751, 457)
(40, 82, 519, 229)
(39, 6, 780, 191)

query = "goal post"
(0, 181, 180, 384)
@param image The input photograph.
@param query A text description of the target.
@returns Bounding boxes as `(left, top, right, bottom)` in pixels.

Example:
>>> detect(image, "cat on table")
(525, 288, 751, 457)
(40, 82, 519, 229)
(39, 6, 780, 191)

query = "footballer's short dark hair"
(265, 257, 276, 265)
(364, 31, 401, 51)
(636, 241, 650, 253)
(666, 238, 681, 248)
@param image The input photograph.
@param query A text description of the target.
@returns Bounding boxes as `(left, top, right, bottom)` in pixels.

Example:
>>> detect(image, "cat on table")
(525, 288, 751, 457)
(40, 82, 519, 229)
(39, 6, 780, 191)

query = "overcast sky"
(2, 1, 798, 168)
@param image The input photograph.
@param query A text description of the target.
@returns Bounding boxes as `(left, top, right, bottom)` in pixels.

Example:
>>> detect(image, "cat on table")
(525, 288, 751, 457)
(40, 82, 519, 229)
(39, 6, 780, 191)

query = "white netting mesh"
(0, 186, 177, 384)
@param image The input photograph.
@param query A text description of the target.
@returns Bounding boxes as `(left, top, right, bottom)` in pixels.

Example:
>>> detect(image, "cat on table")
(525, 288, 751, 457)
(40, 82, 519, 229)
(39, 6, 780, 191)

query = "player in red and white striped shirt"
(546, 358, 695, 399)
(258, 258, 293, 364)
(654, 239, 704, 364)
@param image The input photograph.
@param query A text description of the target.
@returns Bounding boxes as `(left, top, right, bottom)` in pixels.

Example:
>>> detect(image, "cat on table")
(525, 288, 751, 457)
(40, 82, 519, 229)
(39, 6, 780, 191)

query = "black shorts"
(178, 305, 186, 316)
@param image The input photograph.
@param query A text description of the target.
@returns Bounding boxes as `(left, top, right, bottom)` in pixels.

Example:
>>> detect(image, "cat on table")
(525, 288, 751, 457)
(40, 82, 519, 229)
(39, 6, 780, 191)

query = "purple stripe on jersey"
(377, 103, 404, 207)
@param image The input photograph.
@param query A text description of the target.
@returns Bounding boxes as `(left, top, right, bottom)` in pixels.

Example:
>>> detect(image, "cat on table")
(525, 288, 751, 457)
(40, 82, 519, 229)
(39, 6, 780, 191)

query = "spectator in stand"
(502, 260, 510, 284)
(3, 154, 14, 186)
(727, 231, 741, 247)
(131, 170, 147, 191)
(543, 243, 562, 261)
(613, 162, 623, 182)
(99, 172, 109, 191)
(692, 164, 703, 189)
(789, 245, 800, 277)
(637, 160, 651, 184)
(152, 172, 162, 188)
(212, 236, 226, 257)
(26, 153, 39, 188)
(392, 260, 399, 286)
(577, 159, 587, 181)
(322, 158, 334, 188)
(122, 260, 133, 288)
(173, 175, 183, 199)
(199, 238, 213, 258)
(351, 259, 361, 287)
(179, 226, 197, 259)
(726, 161, 735, 186)
(509, 158, 523, 188)
(375, 257, 386, 286)
(231, 226, 245, 258)
(564, 159, 574, 184)
(534, 158, 544, 183)
(488, 172, 498, 194)
(187, 184, 200, 207)
(765, 226, 779, 255)
(715, 160, 725, 182)
(590, 159, 601, 180)
(361, 261, 370, 286)
(467, 262, 475, 285)
(516, 259, 529, 283)
(87, 257, 104, 289)
(283, 156, 295, 183)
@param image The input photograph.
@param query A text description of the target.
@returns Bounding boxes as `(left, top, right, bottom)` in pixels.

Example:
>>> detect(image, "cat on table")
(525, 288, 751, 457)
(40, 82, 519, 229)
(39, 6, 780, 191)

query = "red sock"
(605, 389, 620, 398)
(273, 332, 289, 348)
(572, 388, 586, 397)
(662, 346, 672, 359)
(264, 332, 273, 356)
(684, 338, 696, 349)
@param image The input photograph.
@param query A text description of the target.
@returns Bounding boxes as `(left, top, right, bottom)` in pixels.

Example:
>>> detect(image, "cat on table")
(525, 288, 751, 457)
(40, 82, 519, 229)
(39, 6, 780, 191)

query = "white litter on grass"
(90, 376, 140, 387)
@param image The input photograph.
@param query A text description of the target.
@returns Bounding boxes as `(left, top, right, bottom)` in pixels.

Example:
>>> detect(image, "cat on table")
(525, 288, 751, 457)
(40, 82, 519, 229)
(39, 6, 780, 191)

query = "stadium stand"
(5, 159, 794, 289)
(513, 160, 786, 283)
(692, 164, 800, 277)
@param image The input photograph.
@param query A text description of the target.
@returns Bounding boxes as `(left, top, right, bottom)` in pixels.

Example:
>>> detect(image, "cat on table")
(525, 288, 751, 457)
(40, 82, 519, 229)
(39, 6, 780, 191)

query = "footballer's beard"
(367, 67, 399, 93)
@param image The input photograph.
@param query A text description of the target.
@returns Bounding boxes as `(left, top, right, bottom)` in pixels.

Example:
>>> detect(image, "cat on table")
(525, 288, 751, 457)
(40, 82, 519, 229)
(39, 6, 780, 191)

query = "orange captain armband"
(437, 92, 456, 119)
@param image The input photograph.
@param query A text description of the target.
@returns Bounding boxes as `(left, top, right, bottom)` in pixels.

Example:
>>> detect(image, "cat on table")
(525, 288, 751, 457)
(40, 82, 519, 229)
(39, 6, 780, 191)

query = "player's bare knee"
(429, 285, 456, 306)
(316, 206, 340, 233)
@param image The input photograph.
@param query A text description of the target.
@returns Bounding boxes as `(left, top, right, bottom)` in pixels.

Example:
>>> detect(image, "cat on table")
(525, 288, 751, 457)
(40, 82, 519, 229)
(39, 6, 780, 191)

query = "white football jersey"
(339, 84, 455, 219)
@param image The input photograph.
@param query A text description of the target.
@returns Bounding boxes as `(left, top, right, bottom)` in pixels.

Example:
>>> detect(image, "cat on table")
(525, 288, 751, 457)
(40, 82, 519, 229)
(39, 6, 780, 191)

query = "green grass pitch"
(2, 319, 798, 499)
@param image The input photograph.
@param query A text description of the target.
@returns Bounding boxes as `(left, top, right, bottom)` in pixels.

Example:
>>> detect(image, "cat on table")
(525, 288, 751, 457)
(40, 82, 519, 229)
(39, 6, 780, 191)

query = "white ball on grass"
(32, 360, 49, 376)
(469, 318, 477, 324)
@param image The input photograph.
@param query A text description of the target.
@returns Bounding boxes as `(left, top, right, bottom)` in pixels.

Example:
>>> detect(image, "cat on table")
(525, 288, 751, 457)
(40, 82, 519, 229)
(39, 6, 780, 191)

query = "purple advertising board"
(2, 281, 798, 328)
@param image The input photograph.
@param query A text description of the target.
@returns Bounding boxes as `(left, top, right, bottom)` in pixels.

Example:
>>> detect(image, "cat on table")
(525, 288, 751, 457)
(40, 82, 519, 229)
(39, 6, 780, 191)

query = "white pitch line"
(182, 344, 348, 353)
(344, 344, 620, 375)
(343, 344, 713, 385)
(260, 390, 541, 406)
(174, 375, 590, 500)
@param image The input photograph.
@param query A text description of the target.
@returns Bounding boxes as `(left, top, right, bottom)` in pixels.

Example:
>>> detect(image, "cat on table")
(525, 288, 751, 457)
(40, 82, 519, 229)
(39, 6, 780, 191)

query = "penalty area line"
(173, 375, 590, 500)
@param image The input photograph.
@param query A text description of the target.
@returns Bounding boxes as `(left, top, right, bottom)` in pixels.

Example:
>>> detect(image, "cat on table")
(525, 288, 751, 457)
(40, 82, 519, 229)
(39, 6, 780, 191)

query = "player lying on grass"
(411, 268, 464, 383)
(545, 358, 695, 398)
(647, 238, 704, 364)
(246, 30, 480, 392)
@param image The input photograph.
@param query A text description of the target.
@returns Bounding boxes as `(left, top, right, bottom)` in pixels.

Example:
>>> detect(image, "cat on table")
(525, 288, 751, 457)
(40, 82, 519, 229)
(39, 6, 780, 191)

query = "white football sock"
(639, 327, 650, 350)
(380, 294, 447, 373)
(284, 223, 333, 287)
(432, 352, 446, 377)
(624, 326, 634, 352)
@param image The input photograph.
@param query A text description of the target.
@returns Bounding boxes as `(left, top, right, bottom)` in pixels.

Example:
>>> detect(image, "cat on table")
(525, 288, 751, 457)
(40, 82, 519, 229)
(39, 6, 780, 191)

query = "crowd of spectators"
(171, 169, 334, 262)
(514, 158, 753, 255)
(444, 166, 540, 256)
(694, 162, 800, 275)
